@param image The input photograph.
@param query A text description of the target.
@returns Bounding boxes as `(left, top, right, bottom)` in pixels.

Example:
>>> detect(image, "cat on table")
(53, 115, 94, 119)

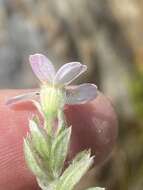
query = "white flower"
(6, 54, 97, 105)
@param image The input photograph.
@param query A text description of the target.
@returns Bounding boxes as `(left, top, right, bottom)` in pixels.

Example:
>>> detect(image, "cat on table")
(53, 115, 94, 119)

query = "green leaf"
(36, 177, 56, 190)
(86, 188, 105, 190)
(72, 149, 91, 163)
(55, 150, 94, 190)
(24, 138, 45, 178)
(50, 127, 72, 177)
(29, 119, 51, 159)
(56, 110, 66, 135)
(24, 136, 54, 182)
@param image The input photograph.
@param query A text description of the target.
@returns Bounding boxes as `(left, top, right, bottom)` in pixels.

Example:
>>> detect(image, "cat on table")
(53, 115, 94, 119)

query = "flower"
(6, 54, 97, 106)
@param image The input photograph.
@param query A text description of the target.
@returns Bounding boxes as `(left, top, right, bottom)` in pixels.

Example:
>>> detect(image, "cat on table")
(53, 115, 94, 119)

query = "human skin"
(0, 90, 118, 190)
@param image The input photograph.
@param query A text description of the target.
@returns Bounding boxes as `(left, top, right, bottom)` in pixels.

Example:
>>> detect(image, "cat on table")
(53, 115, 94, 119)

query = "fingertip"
(64, 92, 118, 165)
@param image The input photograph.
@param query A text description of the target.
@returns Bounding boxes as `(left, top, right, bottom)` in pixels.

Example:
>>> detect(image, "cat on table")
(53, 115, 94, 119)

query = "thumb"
(0, 90, 40, 190)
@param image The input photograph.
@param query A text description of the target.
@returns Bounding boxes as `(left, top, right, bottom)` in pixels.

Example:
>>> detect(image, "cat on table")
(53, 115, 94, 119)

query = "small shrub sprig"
(7, 54, 105, 190)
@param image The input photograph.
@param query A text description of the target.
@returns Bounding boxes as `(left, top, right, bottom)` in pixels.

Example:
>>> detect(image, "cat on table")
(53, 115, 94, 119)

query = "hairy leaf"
(55, 150, 93, 190)
(24, 138, 45, 178)
(29, 119, 51, 159)
(86, 187, 105, 190)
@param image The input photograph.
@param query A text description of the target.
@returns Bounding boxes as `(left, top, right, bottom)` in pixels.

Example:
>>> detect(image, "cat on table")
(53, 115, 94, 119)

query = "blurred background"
(0, 0, 143, 189)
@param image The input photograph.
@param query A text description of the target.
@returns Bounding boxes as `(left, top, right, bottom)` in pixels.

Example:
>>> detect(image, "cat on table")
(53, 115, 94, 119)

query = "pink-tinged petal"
(54, 62, 87, 85)
(29, 54, 55, 82)
(65, 83, 97, 104)
(5, 91, 40, 105)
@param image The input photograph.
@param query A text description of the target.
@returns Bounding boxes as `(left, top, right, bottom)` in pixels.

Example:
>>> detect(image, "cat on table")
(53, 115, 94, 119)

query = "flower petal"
(54, 62, 87, 85)
(5, 91, 40, 105)
(65, 83, 97, 104)
(29, 54, 55, 82)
